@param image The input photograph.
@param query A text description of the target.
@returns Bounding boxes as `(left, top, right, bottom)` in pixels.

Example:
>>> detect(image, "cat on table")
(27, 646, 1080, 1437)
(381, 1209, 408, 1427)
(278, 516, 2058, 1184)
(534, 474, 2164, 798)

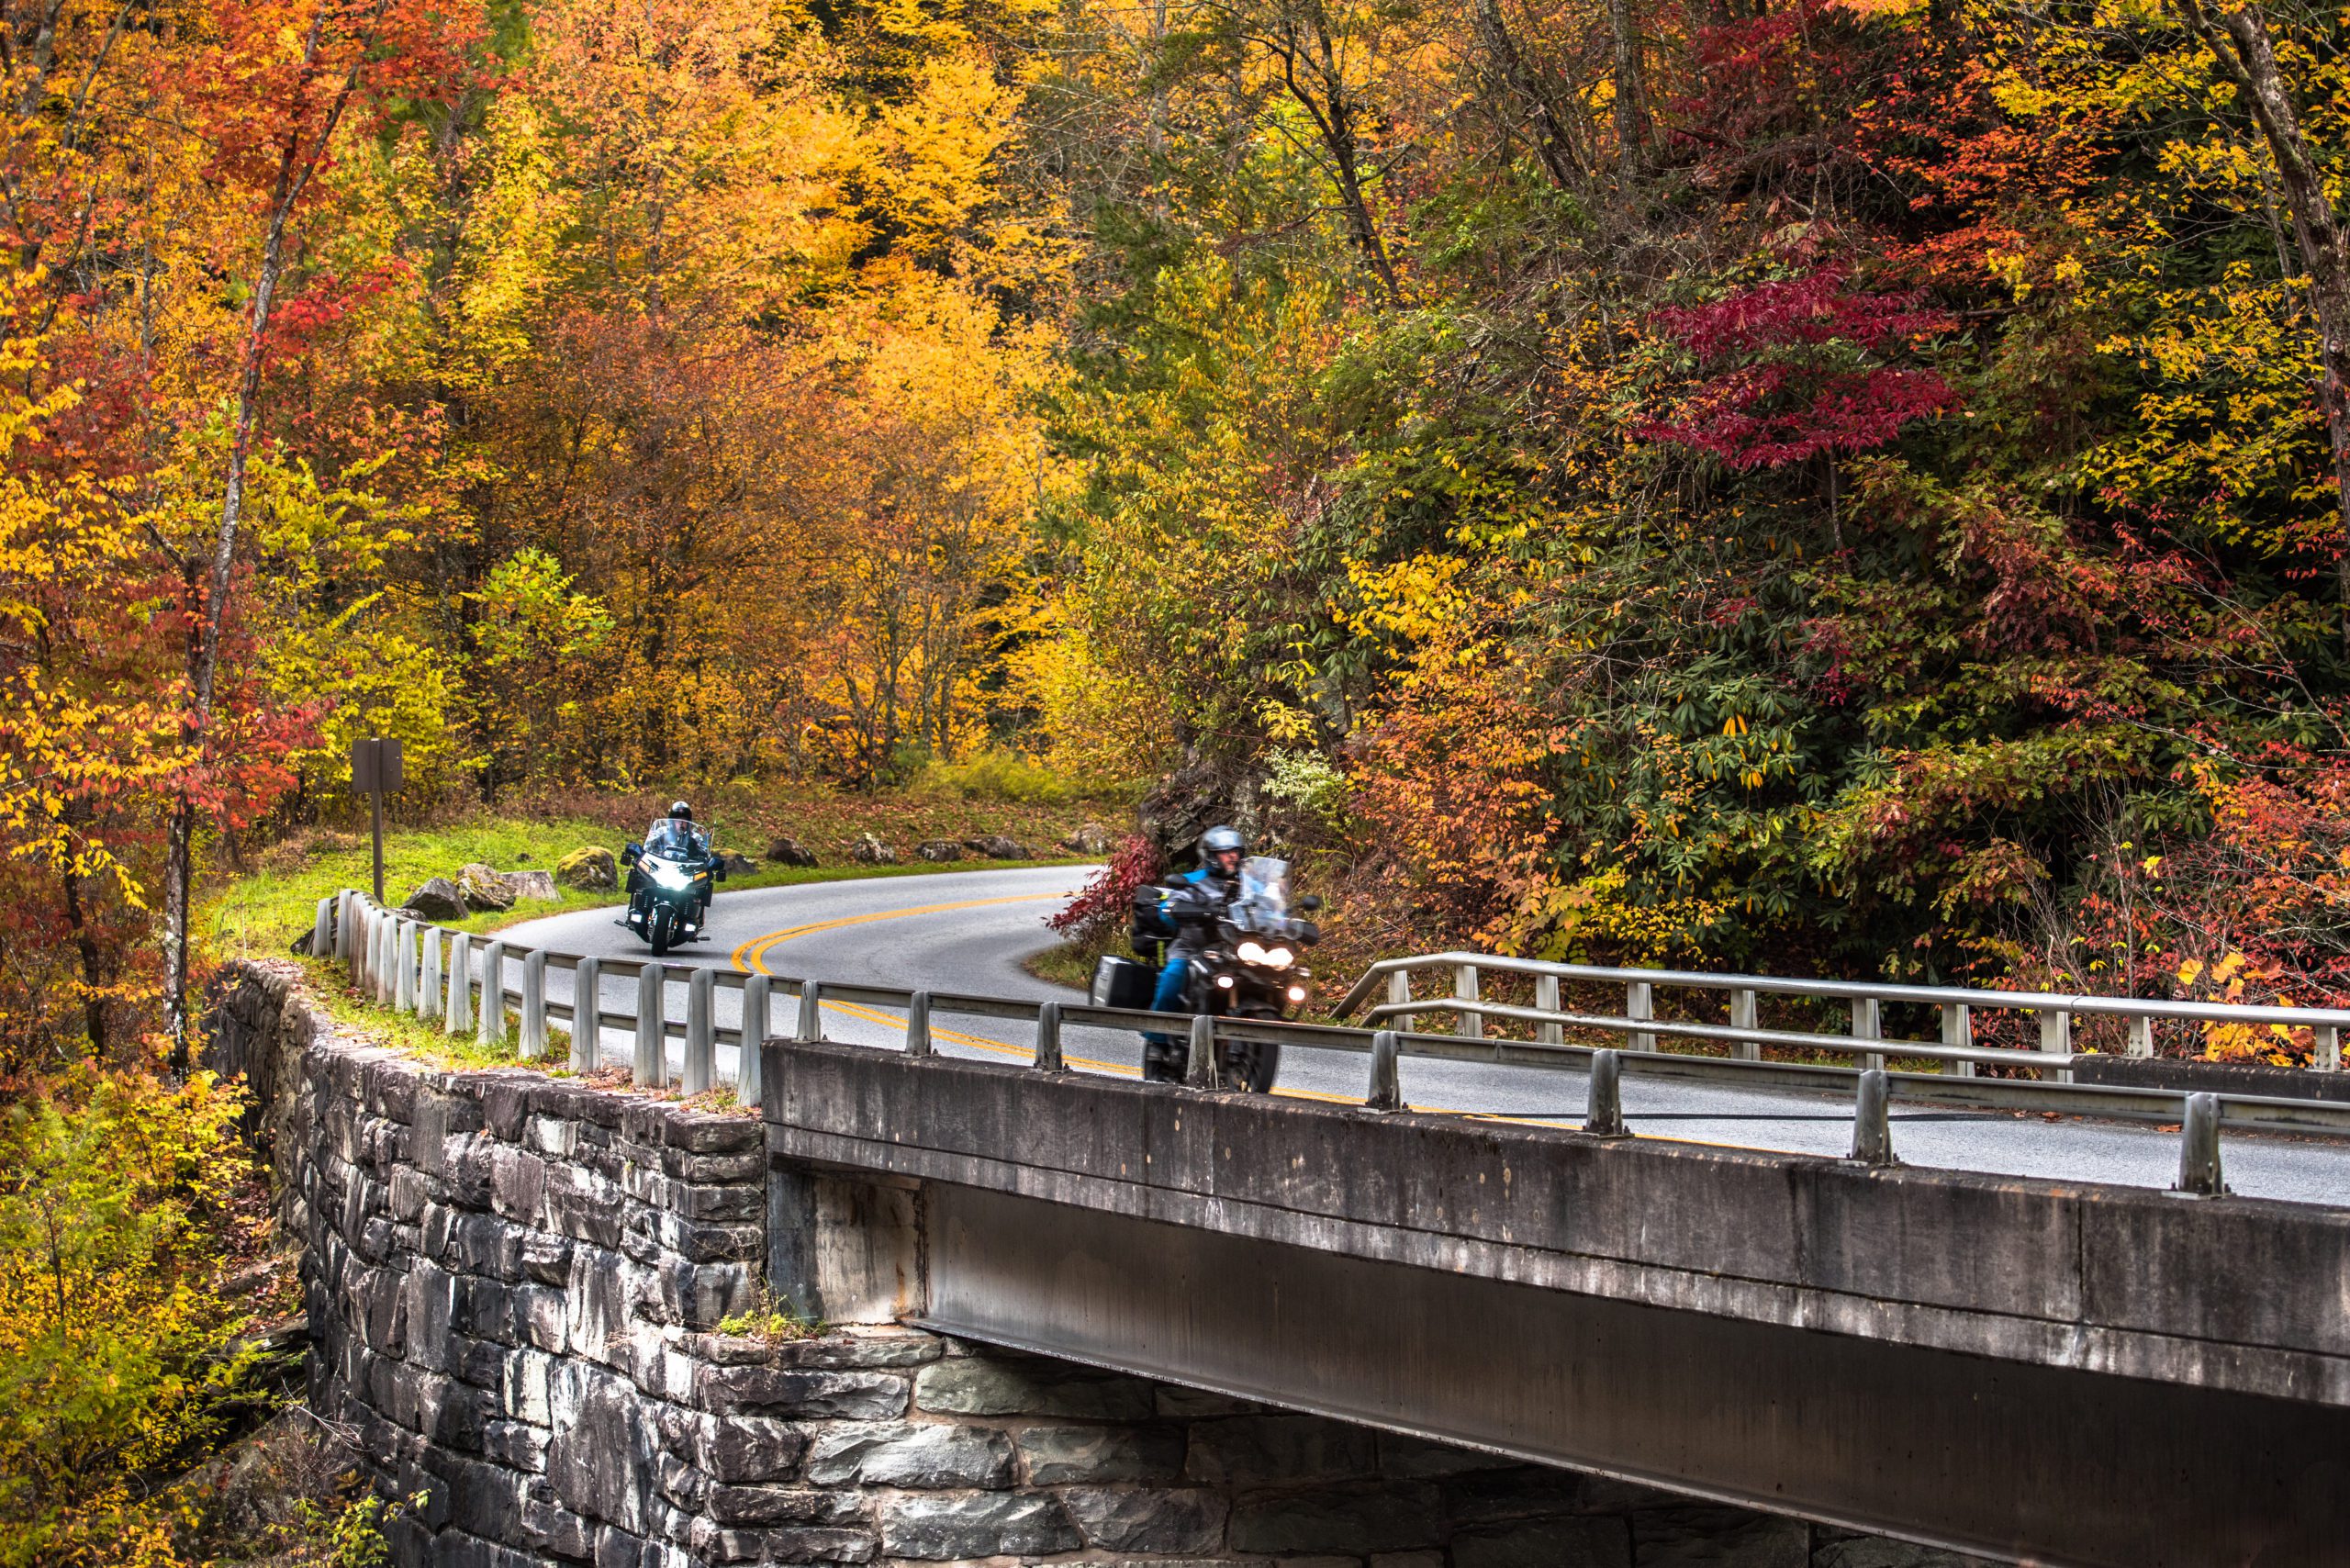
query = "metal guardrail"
(317, 891, 2350, 1198)
(1333, 952, 2350, 1081)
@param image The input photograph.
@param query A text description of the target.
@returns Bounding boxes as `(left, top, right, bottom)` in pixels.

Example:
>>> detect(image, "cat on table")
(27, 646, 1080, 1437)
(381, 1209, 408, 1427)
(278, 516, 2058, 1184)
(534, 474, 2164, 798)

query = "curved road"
(501, 867, 2350, 1205)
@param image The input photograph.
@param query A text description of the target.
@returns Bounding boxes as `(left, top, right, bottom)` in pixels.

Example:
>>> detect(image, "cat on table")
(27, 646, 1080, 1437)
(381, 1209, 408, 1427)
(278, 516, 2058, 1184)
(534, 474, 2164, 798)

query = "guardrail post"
(1386, 968, 1413, 1014)
(2129, 1015, 2154, 1059)
(570, 958, 600, 1071)
(2040, 1008, 2073, 1084)
(363, 910, 382, 999)
(1366, 1029, 1403, 1111)
(311, 897, 335, 961)
(1627, 980, 1654, 1053)
(1583, 1048, 1628, 1137)
(634, 965, 666, 1087)
(902, 990, 932, 1058)
(1851, 1069, 1897, 1166)
(445, 933, 473, 1036)
(382, 917, 402, 1006)
(2315, 1025, 2341, 1072)
(520, 949, 547, 1059)
(1035, 1001, 1064, 1071)
(336, 890, 357, 967)
(738, 973, 770, 1103)
(478, 941, 509, 1047)
(1730, 989, 1758, 1061)
(2175, 1092, 2226, 1196)
(797, 980, 823, 1043)
(1942, 1002, 1973, 1078)
(1185, 1014, 1218, 1088)
(684, 968, 715, 1094)
(394, 920, 416, 1014)
(419, 927, 442, 1021)
(1535, 974, 1563, 1047)
(1454, 964, 1483, 1042)
(1852, 996, 1883, 1073)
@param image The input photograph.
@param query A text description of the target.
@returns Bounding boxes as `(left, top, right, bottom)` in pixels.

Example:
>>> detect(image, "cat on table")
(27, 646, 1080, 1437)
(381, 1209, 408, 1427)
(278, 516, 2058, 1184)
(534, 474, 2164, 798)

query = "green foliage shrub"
(915, 749, 1096, 805)
(0, 1070, 259, 1565)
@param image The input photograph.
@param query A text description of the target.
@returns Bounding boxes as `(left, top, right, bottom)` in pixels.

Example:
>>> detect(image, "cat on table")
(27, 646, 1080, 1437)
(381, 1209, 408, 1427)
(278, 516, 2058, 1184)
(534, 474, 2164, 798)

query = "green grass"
(201, 813, 1092, 964)
(292, 954, 572, 1074)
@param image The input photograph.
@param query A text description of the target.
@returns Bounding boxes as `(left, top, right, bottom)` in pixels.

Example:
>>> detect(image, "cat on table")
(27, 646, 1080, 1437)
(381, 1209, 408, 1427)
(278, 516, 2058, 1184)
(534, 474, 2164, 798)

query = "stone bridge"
(211, 962, 2350, 1568)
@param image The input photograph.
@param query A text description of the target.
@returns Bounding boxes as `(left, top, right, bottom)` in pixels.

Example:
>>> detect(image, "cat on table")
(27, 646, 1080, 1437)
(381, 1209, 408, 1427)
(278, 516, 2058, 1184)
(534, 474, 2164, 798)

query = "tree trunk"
(1606, 0, 1650, 171)
(1476, 0, 1585, 190)
(162, 7, 381, 1070)
(2176, 0, 2350, 649)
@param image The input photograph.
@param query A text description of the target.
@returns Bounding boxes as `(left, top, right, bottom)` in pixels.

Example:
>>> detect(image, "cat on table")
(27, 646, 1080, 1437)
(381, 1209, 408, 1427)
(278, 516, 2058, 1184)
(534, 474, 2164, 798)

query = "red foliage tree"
(1639, 265, 1958, 471)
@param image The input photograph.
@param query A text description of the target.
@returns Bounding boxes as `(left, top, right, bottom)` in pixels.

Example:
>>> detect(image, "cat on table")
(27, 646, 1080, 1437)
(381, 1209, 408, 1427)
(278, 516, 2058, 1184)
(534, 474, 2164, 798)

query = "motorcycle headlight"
(648, 857, 691, 890)
(1236, 940, 1267, 963)
(1265, 946, 1294, 969)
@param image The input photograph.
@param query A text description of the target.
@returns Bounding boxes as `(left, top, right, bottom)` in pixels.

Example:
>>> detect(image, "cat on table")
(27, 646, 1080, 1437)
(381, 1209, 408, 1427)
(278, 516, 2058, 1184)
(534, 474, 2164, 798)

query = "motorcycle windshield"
(644, 819, 710, 859)
(1232, 857, 1292, 934)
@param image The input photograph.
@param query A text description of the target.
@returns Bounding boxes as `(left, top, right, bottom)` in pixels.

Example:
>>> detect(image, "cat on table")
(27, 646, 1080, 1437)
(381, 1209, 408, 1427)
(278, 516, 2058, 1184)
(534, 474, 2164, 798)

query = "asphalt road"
(499, 865, 2350, 1205)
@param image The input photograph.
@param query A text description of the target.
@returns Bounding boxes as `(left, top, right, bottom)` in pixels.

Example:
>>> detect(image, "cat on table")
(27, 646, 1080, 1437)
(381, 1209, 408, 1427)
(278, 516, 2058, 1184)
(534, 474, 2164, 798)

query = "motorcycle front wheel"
(650, 905, 674, 957)
(1221, 1038, 1281, 1093)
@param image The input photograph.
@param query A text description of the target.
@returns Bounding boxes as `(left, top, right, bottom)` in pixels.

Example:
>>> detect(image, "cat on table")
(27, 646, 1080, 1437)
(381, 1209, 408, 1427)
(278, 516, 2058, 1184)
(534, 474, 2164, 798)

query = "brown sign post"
(350, 737, 404, 903)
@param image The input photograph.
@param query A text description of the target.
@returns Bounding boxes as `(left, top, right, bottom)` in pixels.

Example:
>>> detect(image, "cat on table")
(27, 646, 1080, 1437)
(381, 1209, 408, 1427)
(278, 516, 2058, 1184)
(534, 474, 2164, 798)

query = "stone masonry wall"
(208, 961, 1991, 1568)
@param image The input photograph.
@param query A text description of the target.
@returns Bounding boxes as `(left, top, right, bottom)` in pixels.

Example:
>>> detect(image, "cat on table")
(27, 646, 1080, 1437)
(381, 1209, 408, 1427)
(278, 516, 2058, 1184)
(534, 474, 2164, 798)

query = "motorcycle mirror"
(711, 858, 727, 882)
(621, 842, 643, 866)
(1298, 894, 1324, 913)
(1297, 922, 1321, 945)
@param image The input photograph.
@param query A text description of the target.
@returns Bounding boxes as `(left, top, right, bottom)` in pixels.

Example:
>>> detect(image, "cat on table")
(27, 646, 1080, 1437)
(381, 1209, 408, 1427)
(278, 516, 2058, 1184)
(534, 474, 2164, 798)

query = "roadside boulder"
(404, 877, 466, 921)
(455, 863, 516, 913)
(917, 840, 965, 863)
(717, 851, 755, 879)
(766, 835, 818, 868)
(556, 846, 616, 890)
(851, 833, 898, 866)
(964, 835, 1026, 861)
(1061, 822, 1113, 856)
(507, 868, 560, 902)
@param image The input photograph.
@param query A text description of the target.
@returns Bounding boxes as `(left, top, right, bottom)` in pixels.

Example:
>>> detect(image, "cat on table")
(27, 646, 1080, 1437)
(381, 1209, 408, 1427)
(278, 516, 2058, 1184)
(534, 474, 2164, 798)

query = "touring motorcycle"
(618, 817, 725, 956)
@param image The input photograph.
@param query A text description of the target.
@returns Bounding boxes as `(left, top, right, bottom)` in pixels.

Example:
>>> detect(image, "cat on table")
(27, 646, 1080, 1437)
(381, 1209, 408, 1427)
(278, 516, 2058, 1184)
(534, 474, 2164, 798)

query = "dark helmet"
(669, 801, 694, 822)
(1200, 824, 1246, 867)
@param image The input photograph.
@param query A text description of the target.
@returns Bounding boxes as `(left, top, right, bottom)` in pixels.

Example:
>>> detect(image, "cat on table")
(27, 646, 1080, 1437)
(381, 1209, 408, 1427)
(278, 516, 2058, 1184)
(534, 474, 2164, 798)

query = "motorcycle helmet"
(670, 801, 694, 822)
(1200, 824, 1247, 872)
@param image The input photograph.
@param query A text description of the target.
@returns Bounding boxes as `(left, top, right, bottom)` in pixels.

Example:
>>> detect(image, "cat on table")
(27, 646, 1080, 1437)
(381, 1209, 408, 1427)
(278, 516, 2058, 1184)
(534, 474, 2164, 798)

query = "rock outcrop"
(963, 835, 1025, 861)
(402, 877, 466, 921)
(850, 834, 897, 866)
(556, 847, 617, 890)
(917, 841, 964, 863)
(765, 836, 819, 868)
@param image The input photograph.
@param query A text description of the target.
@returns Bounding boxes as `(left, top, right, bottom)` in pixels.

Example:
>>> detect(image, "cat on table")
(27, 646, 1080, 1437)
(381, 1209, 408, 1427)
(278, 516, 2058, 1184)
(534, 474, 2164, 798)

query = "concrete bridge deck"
(763, 1038, 2350, 1568)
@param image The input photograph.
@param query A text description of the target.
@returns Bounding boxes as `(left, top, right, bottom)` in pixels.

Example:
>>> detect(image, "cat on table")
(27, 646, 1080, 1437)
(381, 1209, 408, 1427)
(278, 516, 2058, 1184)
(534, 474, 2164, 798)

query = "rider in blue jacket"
(1145, 825, 1248, 1064)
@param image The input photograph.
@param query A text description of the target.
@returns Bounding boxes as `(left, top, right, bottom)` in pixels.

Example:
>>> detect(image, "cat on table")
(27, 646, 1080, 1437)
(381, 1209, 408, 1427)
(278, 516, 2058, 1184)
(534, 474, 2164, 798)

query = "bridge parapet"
(763, 1037, 2350, 1568)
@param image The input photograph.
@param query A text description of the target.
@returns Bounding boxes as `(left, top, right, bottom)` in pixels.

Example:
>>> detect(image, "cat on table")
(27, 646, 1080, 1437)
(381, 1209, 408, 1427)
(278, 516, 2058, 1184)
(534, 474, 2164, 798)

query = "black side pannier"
(1091, 954, 1159, 1010)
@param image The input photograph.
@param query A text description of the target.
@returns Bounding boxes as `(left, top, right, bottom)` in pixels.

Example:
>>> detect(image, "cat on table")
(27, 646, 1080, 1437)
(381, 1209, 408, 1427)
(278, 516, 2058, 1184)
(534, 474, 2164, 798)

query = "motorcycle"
(617, 818, 725, 956)
(1107, 857, 1321, 1092)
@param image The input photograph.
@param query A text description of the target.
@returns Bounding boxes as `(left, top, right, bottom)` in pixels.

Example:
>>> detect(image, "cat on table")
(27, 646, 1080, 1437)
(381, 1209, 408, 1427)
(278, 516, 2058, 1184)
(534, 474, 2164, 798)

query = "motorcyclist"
(1144, 825, 1248, 1070)
(642, 801, 714, 924)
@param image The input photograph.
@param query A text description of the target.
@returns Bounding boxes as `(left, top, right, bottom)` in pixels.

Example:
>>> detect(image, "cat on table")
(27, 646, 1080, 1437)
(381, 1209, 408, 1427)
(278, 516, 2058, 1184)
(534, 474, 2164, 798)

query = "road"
(499, 866, 2350, 1205)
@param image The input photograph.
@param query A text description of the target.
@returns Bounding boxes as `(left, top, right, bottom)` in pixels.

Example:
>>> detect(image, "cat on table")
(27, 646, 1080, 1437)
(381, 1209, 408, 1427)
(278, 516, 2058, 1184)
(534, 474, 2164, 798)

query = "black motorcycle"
(1103, 857, 1320, 1092)
(618, 818, 725, 956)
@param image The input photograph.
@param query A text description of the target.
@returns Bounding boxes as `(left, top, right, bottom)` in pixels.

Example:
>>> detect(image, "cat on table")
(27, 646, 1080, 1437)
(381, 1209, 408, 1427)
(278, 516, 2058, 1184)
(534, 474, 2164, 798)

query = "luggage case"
(1091, 953, 1159, 1010)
